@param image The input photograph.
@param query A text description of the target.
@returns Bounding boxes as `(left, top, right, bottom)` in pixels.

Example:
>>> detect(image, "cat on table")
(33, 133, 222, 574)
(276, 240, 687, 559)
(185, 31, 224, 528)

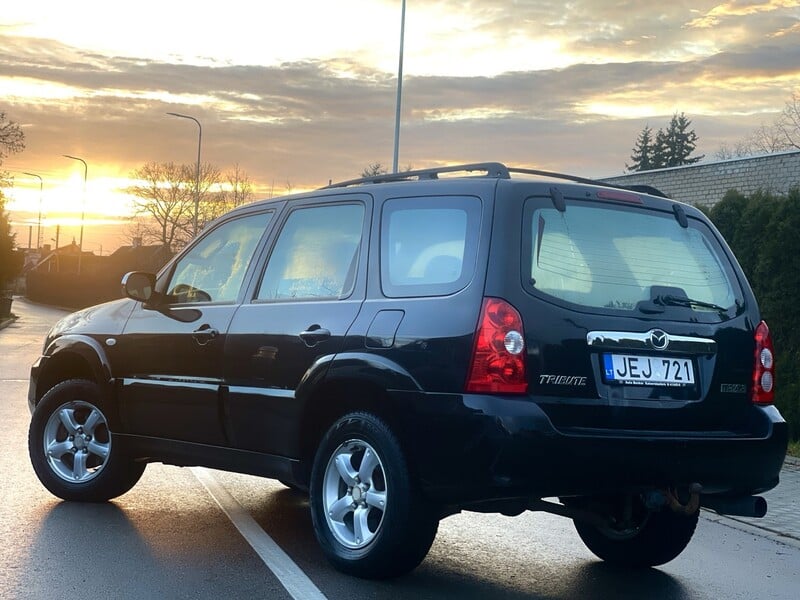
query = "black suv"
(28, 163, 788, 578)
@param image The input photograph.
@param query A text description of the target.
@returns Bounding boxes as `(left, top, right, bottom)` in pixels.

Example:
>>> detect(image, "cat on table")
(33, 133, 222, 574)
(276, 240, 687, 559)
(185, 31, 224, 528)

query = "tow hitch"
(642, 484, 702, 515)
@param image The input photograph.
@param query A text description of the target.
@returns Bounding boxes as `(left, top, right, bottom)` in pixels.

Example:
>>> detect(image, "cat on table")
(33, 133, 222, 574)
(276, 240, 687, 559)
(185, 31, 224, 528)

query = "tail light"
(466, 298, 527, 393)
(751, 320, 775, 405)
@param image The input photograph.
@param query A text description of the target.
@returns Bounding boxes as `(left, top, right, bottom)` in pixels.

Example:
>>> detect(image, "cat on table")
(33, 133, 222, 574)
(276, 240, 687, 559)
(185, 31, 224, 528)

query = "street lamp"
(166, 112, 202, 236)
(62, 155, 87, 275)
(392, 0, 407, 173)
(21, 172, 43, 250)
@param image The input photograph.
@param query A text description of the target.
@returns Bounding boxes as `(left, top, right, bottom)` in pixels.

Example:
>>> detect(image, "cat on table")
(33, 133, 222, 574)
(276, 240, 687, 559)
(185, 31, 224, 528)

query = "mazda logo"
(649, 329, 669, 350)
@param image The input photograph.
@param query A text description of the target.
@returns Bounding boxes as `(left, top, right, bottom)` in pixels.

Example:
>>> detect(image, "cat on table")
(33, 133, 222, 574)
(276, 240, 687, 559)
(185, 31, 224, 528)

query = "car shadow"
(243, 485, 693, 600)
(14, 495, 284, 599)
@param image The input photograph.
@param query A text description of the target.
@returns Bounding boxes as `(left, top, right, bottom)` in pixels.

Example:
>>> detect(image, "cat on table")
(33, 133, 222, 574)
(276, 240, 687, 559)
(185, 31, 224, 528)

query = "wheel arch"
(293, 352, 421, 488)
(34, 335, 112, 407)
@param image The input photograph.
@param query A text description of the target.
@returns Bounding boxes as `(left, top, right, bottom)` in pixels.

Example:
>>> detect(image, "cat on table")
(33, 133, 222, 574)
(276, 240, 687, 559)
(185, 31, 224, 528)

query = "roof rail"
(323, 162, 510, 189)
(508, 167, 669, 197)
(322, 162, 668, 198)
(506, 167, 613, 187)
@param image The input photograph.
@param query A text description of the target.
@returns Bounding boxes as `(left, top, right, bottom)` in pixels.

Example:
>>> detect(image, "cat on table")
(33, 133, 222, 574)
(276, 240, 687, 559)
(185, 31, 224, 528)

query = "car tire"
(310, 412, 438, 579)
(573, 495, 699, 567)
(29, 379, 146, 502)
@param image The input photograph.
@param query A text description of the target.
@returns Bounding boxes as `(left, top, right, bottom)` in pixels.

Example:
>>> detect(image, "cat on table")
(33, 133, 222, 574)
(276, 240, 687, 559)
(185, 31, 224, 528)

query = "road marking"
(191, 467, 328, 600)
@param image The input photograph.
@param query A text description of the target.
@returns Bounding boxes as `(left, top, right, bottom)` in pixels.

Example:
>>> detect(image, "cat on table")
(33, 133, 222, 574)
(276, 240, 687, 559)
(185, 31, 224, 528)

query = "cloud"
(687, 0, 800, 28)
(2, 2, 800, 192)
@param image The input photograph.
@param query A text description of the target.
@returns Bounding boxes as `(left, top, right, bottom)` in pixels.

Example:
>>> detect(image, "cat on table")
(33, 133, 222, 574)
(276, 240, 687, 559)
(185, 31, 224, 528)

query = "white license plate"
(603, 354, 695, 386)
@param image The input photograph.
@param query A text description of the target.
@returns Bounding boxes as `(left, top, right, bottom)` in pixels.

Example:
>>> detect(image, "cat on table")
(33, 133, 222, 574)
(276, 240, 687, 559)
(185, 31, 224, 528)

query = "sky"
(1, 0, 800, 238)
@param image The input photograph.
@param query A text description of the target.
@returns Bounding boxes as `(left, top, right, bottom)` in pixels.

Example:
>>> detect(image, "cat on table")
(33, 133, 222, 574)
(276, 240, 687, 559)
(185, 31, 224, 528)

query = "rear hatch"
(492, 183, 759, 435)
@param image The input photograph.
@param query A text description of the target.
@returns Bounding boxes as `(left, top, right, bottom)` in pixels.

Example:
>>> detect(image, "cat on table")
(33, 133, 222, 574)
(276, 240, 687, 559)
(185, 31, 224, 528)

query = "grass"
(788, 440, 800, 458)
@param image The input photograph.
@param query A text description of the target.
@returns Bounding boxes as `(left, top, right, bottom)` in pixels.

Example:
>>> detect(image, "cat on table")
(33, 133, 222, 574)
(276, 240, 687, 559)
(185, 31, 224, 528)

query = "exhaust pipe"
(701, 495, 767, 518)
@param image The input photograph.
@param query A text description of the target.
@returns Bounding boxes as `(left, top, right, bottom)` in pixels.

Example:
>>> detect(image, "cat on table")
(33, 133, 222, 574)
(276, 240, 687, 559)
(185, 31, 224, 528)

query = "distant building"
(26, 242, 173, 309)
(104, 241, 174, 281)
(601, 150, 800, 208)
(28, 241, 96, 275)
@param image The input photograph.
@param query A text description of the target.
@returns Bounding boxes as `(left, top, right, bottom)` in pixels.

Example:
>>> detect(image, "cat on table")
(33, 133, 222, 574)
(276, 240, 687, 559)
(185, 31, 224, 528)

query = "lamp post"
(392, 0, 407, 173)
(62, 155, 87, 275)
(166, 112, 202, 236)
(22, 172, 43, 251)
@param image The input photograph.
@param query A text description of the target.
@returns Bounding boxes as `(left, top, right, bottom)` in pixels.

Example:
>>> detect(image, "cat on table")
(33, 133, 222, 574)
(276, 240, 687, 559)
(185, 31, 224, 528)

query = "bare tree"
(775, 89, 800, 150)
(360, 162, 414, 178)
(192, 162, 225, 232)
(224, 163, 254, 208)
(0, 112, 25, 163)
(127, 161, 230, 251)
(715, 139, 757, 160)
(128, 162, 195, 252)
(716, 89, 800, 158)
(749, 123, 788, 154)
(1, 112, 25, 189)
(120, 217, 159, 248)
(361, 162, 388, 178)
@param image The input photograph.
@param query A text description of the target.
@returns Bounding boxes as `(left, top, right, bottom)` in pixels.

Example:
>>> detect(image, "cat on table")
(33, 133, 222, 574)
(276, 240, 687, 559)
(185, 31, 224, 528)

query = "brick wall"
(601, 150, 800, 208)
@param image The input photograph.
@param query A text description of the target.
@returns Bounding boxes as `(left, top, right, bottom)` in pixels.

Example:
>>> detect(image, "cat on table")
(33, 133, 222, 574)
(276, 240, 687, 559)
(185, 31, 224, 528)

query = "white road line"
(191, 467, 328, 600)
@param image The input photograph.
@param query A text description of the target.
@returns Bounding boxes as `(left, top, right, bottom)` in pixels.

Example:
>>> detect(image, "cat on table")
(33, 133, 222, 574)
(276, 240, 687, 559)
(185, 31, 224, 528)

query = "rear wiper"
(655, 294, 728, 313)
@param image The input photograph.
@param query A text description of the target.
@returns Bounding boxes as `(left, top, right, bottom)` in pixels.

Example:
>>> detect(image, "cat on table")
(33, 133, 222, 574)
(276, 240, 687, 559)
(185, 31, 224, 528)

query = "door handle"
(299, 325, 331, 346)
(192, 324, 219, 345)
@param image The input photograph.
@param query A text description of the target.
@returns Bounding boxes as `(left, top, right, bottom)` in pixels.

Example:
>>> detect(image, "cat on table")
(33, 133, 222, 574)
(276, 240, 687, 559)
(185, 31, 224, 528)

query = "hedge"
(707, 188, 800, 440)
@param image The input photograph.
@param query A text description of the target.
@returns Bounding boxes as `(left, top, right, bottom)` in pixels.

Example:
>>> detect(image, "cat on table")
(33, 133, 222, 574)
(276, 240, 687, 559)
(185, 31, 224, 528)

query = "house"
(26, 241, 173, 309)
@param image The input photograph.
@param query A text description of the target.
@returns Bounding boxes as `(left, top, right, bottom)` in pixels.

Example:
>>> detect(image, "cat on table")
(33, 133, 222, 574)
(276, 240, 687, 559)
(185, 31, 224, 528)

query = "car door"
(115, 210, 275, 445)
(223, 195, 371, 456)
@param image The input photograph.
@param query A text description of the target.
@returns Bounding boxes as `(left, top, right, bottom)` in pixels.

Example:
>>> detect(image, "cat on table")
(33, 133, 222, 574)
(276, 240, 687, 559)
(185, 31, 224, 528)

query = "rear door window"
(522, 201, 742, 319)
(380, 196, 481, 297)
(257, 203, 364, 301)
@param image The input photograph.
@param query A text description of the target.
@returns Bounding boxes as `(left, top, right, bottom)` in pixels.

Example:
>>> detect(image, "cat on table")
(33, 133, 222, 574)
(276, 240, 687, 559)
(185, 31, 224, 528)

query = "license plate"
(603, 354, 695, 386)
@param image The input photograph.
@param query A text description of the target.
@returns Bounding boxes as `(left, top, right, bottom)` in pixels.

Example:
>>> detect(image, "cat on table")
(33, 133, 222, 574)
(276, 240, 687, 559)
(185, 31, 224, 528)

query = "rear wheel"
(573, 494, 699, 567)
(310, 412, 438, 579)
(29, 379, 146, 502)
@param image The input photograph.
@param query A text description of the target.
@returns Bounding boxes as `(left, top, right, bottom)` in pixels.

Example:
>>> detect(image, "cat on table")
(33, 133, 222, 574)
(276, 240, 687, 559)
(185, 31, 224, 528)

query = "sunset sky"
(2, 0, 800, 249)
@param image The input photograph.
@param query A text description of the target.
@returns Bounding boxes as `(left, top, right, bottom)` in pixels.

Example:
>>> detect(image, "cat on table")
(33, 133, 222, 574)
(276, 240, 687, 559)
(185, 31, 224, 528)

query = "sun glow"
(5, 171, 136, 218)
(1, 77, 85, 101)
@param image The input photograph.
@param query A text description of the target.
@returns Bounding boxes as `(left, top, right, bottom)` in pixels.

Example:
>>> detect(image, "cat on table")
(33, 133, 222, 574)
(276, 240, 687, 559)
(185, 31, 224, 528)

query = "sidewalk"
(710, 455, 800, 547)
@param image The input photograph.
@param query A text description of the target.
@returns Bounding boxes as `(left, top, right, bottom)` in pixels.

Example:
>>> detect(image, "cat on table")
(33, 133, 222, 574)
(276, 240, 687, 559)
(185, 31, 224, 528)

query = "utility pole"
(166, 112, 203, 236)
(392, 0, 407, 173)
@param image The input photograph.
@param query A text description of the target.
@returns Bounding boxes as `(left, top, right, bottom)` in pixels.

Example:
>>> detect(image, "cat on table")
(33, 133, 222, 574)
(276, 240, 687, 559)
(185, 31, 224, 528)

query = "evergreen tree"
(664, 112, 704, 167)
(652, 128, 669, 169)
(0, 192, 21, 290)
(0, 112, 25, 290)
(626, 125, 655, 172)
(625, 113, 704, 171)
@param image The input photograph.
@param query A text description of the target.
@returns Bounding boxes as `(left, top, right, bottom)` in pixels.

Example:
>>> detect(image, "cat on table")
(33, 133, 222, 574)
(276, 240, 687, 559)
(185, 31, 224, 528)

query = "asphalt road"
(1, 298, 798, 600)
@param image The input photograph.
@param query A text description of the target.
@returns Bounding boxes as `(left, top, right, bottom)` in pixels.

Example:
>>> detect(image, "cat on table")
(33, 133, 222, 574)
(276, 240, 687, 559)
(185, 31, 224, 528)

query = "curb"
(0, 315, 17, 332)
(702, 511, 800, 550)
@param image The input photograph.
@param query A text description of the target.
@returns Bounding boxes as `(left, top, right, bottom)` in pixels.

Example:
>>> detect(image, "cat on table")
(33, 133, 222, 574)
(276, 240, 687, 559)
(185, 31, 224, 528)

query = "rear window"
(522, 201, 742, 319)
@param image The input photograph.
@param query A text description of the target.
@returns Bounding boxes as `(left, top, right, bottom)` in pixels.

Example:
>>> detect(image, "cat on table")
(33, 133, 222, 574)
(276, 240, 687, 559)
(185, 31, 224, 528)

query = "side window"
(166, 212, 272, 303)
(381, 196, 481, 298)
(257, 203, 364, 300)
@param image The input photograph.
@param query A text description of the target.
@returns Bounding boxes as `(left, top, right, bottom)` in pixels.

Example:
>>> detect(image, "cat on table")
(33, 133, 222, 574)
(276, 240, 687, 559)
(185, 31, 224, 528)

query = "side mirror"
(122, 271, 156, 303)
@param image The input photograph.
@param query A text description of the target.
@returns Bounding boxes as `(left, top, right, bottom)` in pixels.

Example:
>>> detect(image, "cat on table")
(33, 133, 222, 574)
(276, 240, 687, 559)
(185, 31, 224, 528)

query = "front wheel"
(310, 412, 438, 579)
(29, 379, 146, 502)
(573, 494, 699, 567)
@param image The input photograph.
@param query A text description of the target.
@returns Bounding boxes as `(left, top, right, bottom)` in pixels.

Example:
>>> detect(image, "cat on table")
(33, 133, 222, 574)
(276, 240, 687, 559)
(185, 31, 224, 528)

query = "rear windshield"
(522, 201, 743, 319)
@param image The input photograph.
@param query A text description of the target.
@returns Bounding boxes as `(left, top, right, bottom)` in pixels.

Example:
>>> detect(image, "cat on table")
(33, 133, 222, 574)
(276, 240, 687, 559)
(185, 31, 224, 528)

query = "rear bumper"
(394, 392, 788, 505)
